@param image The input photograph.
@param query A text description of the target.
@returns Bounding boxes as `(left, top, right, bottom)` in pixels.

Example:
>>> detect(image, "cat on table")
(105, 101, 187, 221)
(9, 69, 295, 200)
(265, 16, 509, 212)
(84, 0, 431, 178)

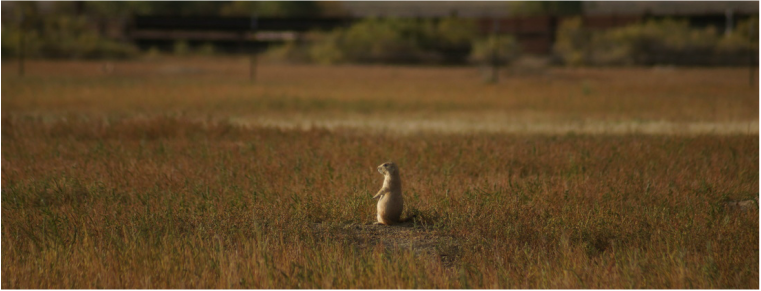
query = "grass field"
(2, 57, 759, 288)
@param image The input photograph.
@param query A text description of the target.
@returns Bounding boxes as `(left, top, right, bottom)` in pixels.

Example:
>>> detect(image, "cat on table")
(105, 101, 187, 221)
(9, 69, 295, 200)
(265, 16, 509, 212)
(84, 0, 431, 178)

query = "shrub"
(1, 15, 138, 60)
(196, 42, 216, 56)
(337, 17, 429, 63)
(553, 17, 589, 66)
(172, 40, 191, 56)
(1, 24, 44, 58)
(265, 17, 480, 65)
(469, 35, 521, 65)
(554, 16, 759, 66)
(307, 31, 344, 65)
(263, 39, 312, 64)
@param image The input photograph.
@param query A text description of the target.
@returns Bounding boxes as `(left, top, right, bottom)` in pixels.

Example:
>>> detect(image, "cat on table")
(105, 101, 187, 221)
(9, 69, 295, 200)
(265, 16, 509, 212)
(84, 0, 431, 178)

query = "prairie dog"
(373, 162, 404, 225)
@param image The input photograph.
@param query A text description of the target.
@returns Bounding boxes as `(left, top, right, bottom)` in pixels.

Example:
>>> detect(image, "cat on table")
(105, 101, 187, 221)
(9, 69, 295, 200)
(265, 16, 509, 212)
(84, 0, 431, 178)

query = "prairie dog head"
(377, 162, 398, 176)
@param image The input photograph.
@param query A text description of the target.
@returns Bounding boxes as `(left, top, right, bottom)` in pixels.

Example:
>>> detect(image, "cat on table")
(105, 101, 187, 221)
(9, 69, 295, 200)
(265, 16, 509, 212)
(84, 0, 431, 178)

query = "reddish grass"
(2, 57, 757, 123)
(1, 58, 758, 288)
(1, 116, 758, 288)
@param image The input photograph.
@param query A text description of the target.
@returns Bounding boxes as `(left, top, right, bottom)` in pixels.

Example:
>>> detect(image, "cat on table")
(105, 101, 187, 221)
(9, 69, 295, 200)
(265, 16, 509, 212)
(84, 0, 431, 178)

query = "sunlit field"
(2, 57, 758, 134)
(2, 57, 758, 288)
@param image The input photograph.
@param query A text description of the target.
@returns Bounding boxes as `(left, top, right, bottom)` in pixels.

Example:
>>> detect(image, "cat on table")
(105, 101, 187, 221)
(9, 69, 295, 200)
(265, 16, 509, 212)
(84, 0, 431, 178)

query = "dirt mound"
(311, 222, 461, 268)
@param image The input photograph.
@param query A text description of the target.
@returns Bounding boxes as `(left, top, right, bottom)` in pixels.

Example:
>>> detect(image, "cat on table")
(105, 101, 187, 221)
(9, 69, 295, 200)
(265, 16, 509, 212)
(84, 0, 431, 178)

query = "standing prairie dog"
(373, 162, 404, 225)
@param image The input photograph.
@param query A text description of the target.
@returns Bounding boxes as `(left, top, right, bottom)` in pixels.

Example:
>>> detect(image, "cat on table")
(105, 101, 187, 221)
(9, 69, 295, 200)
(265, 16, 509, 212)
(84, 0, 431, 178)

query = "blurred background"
(2, 1, 758, 135)
(2, 1, 758, 67)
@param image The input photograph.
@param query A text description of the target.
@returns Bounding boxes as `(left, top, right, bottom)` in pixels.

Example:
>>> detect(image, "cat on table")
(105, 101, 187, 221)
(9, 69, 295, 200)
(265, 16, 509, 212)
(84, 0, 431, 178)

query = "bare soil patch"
(311, 222, 461, 268)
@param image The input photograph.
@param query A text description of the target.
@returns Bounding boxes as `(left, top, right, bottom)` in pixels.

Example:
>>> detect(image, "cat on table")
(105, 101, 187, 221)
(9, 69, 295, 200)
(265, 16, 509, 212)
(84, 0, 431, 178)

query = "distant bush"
(172, 40, 191, 56)
(554, 17, 758, 66)
(2, 15, 138, 59)
(553, 17, 590, 66)
(1, 24, 43, 58)
(263, 39, 313, 64)
(335, 17, 430, 63)
(265, 17, 482, 65)
(196, 42, 217, 56)
(307, 31, 344, 65)
(469, 35, 521, 65)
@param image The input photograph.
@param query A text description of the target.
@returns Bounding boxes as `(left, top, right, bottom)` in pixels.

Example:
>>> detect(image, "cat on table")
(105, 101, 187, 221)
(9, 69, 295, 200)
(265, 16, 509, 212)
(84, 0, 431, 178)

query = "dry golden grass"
(2, 57, 757, 129)
(1, 57, 759, 288)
